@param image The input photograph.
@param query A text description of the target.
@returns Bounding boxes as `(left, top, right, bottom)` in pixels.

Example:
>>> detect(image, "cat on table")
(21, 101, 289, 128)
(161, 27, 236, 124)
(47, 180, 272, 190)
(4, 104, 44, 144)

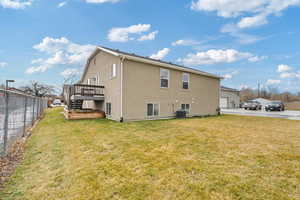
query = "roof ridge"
(97, 45, 222, 79)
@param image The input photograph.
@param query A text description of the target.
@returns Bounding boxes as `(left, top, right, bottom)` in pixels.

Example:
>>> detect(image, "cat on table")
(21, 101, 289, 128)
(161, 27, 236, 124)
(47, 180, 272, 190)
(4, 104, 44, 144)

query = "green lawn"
(1, 108, 300, 200)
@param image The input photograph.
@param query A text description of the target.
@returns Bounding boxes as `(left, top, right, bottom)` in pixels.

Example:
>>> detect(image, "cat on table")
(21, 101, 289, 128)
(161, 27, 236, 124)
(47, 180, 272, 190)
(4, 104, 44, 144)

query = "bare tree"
(240, 86, 300, 103)
(20, 81, 56, 97)
(240, 88, 256, 102)
(63, 73, 79, 85)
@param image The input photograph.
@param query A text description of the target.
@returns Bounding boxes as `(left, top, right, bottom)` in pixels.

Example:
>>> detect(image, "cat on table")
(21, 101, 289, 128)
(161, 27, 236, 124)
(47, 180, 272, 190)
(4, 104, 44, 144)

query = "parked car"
(50, 99, 64, 108)
(265, 101, 285, 112)
(243, 100, 262, 110)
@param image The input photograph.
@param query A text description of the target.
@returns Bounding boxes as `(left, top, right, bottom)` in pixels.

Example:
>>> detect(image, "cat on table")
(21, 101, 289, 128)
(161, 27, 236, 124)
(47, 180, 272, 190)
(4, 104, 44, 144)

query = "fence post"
(23, 97, 28, 137)
(40, 98, 42, 116)
(38, 98, 40, 117)
(32, 98, 35, 125)
(36, 98, 38, 119)
(3, 90, 9, 155)
(38, 98, 41, 117)
(36, 98, 39, 119)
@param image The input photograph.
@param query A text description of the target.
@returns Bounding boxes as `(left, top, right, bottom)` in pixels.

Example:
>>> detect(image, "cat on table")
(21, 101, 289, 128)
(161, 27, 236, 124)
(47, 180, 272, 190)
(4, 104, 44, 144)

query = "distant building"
(220, 86, 240, 109)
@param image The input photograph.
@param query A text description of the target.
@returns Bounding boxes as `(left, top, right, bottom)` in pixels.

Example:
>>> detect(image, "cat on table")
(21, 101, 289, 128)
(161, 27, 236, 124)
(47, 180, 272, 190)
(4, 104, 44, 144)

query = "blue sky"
(1, 0, 300, 93)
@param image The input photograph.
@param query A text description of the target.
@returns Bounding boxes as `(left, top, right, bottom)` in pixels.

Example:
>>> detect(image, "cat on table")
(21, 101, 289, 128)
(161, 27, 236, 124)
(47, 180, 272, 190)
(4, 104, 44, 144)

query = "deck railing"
(73, 84, 104, 96)
(63, 84, 105, 106)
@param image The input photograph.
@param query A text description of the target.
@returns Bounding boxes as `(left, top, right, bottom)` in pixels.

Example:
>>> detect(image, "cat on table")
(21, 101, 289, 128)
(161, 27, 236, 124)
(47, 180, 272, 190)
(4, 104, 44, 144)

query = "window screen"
(160, 68, 169, 88)
(182, 73, 189, 89)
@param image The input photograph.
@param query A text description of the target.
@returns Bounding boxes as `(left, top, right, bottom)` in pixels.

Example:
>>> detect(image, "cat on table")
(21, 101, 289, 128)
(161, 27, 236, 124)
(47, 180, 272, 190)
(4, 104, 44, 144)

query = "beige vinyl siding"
(81, 51, 122, 121)
(122, 59, 220, 121)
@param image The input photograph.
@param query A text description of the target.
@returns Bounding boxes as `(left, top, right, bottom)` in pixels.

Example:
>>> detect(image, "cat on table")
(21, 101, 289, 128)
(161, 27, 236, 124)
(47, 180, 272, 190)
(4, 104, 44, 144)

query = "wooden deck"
(64, 108, 105, 120)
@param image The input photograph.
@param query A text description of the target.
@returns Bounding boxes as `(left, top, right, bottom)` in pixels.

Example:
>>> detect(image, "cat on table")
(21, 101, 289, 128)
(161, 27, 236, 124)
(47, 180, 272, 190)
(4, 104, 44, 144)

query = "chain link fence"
(0, 89, 48, 156)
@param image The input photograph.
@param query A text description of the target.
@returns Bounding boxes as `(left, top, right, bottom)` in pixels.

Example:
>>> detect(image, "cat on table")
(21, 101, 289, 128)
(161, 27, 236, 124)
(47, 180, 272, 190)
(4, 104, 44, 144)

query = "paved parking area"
(222, 109, 300, 120)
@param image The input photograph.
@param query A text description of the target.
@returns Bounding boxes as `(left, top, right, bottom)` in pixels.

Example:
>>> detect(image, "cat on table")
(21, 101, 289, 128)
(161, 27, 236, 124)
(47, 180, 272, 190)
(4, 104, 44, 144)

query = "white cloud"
(172, 39, 200, 46)
(33, 37, 70, 54)
(248, 55, 267, 62)
(191, 0, 263, 18)
(237, 14, 268, 29)
(60, 68, 82, 78)
(277, 64, 292, 72)
(221, 23, 264, 45)
(223, 74, 233, 79)
(108, 24, 152, 42)
(26, 37, 95, 74)
(85, 0, 120, 3)
(58, 1, 67, 8)
(26, 65, 51, 74)
(276, 64, 300, 80)
(0, 0, 32, 9)
(177, 49, 258, 66)
(150, 48, 170, 60)
(191, 0, 300, 29)
(280, 72, 292, 78)
(223, 70, 239, 80)
(239, 84, 250, 90)
(0, 62, 8, 68)
(280, 72, 300, 79)
(266, 79, 281, 85)
(138, 31, 158, 41)
(31, 58, 43, 64)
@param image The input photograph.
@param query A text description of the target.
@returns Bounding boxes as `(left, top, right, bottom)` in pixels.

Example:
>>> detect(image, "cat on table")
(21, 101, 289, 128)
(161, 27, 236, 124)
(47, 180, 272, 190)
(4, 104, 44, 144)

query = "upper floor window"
(90, 77, 97, 85)
(160, 68, 169, 88)
(96, 74, 100, 85)
(111, 64, 117, 78)
(182, 73, 189, 89)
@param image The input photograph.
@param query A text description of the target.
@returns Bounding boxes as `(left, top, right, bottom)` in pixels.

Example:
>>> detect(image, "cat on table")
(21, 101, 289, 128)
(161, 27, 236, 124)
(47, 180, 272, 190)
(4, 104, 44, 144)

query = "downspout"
(120, 56, 125, 122)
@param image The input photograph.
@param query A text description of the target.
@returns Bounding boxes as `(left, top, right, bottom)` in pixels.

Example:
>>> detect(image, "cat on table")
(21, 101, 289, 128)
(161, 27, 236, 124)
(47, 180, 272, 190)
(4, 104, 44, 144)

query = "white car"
(50, 99, 64, 108)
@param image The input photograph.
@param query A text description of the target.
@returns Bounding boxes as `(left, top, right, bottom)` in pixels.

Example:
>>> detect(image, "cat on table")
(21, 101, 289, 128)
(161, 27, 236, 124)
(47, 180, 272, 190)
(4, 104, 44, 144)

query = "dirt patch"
(0, 139, 26, 189)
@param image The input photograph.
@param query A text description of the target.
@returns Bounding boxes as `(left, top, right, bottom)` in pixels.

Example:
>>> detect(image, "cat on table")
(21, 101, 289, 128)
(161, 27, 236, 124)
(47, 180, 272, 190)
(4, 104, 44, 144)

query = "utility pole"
(258, 83, 261, 98)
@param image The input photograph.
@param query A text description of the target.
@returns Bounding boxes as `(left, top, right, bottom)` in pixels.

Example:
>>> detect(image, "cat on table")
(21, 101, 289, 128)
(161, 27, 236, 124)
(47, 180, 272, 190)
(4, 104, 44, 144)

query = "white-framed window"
(182, 73, 189, 89)
(87, 78, 91, 85)
(160, 68, 169, 88)
(181, 104, 190, 114)
(147, 103, 159, 117)
(106, 103, 112, 116)
(96, 74, 100, 85)
(111, 64, 117, 78)
(90, 77, 97, 85)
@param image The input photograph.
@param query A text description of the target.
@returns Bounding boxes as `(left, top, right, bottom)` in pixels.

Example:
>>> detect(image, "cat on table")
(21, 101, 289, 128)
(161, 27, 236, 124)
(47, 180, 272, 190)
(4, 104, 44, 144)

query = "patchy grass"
(1, 108, 300, 200)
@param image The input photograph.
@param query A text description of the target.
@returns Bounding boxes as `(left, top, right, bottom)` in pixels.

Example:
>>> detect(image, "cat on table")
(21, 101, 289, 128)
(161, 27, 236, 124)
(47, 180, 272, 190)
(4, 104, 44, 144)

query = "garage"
(220, 97, 228, 108)
(220, 86, 240, 109)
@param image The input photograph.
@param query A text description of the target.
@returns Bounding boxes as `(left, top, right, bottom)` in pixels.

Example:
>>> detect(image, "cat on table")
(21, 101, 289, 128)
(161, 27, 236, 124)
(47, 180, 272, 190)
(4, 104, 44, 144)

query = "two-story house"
(64, 46, 222, 122)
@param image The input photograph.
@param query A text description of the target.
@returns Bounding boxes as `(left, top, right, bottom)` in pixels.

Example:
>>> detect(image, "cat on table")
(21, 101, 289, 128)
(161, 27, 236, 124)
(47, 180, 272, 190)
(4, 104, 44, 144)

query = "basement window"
(106, 103, 112, 116)
(181, 104, 190, 114)
(147, 103, 159, 117)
